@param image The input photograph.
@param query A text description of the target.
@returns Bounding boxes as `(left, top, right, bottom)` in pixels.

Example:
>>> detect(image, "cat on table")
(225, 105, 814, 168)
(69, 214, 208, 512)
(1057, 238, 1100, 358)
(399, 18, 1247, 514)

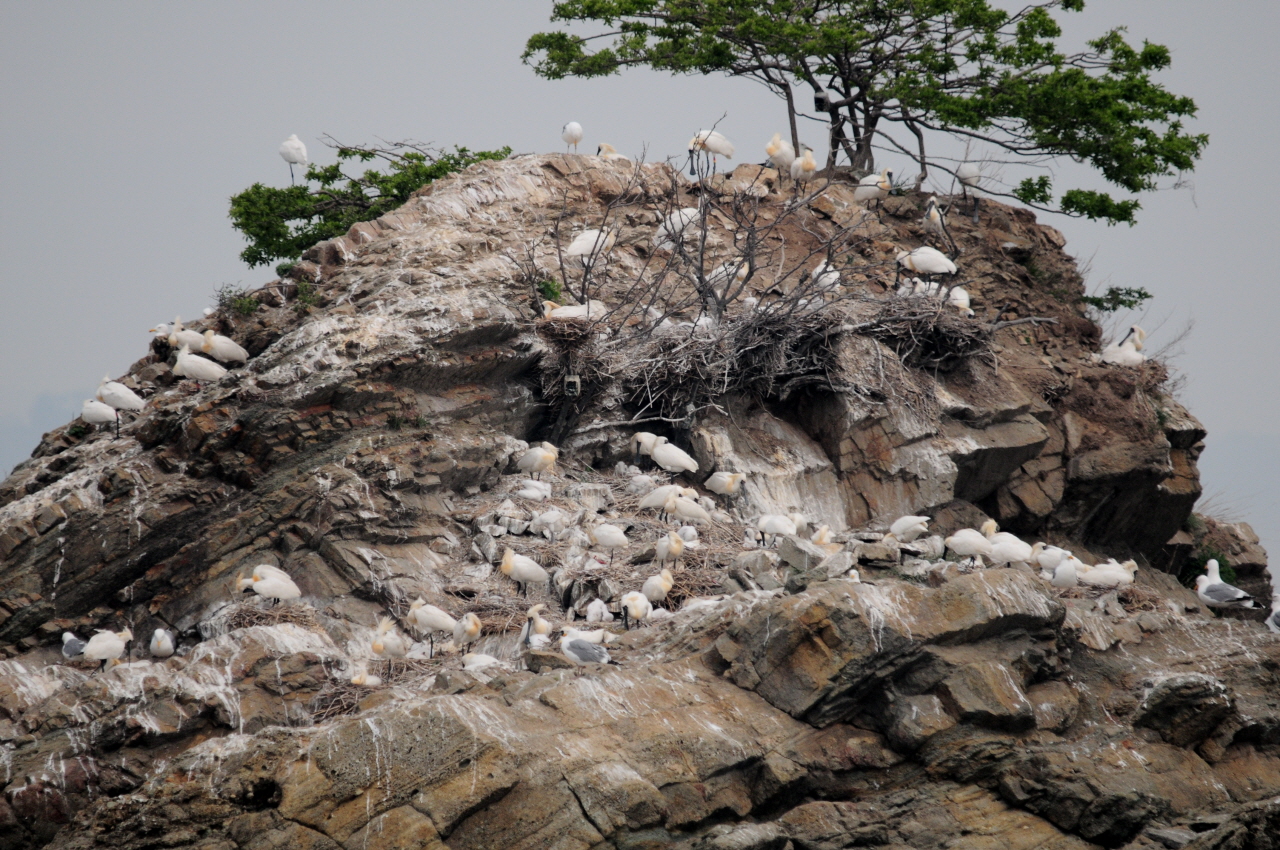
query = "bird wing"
(1204, 582, 1251, 603)
(568, 640, 610, 663)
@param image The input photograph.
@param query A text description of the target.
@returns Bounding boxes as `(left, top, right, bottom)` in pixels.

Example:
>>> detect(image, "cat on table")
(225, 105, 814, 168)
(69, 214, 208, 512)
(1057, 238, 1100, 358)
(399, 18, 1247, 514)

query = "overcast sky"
(2, 1, 1275, 560)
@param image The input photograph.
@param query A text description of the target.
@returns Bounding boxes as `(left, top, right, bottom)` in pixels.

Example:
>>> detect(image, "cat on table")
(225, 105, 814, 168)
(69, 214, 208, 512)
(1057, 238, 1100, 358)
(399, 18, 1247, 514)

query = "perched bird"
(980, 520, 1033, 568)
(61, 632, 86, 659)
(948, 286, 975, 317)
(1080, 559, 1137, 588)
(643, 568, 675, 604)
(811, 260, 840, 288)
(166, 317, 205, 351)
(957, 161, 982, 215)
(1195, 574, 1255, 609)
(596, 143, 630, 163)
(372, 617, 409, 659)
(201, 330, 249, 364)
(279, 134, 308, 184)
(766, 132, 796, 177)
(639, 483, 695, 509)
(755, 514, 797, 547)
(885, 515, 930, 543)
(500, 547, 549, 596)
(631, 432, 660, 466)
(236, 565, 302, 605)
(1050, 558, 1078, 589)
(922, 196, 957, 255)
(896, 246, 957, 279)
(944, 528, 993, 568)
(97, 376, 145, 415)
(650, 437, 698, 475)
(560, 630, 613, 665)
(654, 531, 684, 567)
(620, 591, 653, 629)
(453, 612, 483, 650)
(83, 628, 132, 670)
(463, 652, 501, 671)
(561, 121, 584, 152)
(791, 146, 818, 186)
(545, 299, 608, 320)
(351, 671, 383, 687)
(174, 345, 229, 385)
(705, 471, 745, 499)
(407, 598, 456, 657)
(585, 598, 614, 623)
(1266, 597, 1280, 634)
(854, 169, 892, 208)
(516, 443, 558, 480)
(666, 493, 712, 526)
(81, 398, 119, 436)
(656, 208, 701, 251)
(1097, 326, 1147, 367)
(565, 228, 617, 264)
(149, 628, 175, 658)
(590, 523, 629, 566)
(688, 130, 735, 174)
(519, 603, 554, 646)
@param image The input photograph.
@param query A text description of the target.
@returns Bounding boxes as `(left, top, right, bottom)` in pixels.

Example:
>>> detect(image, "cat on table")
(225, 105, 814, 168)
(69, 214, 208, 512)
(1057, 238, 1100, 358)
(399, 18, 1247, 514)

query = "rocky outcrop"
(0, 153, 1274, 849)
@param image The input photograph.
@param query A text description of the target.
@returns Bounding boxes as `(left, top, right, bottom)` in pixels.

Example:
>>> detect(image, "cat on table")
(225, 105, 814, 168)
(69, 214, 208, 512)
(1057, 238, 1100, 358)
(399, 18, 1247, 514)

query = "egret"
(149, 628, 175, 658)
(755, 514, 797, 547)
(1195, 574, 1254, 609)
(585, 598, 614, 623)
(516, 443, 558, 480)
(81, 398, 119, 436)
(654, 533, 683, 568)
(202, 330, 249, 364)
(500, 547, 549, 596)
(83, 628, 132, 670)
(561, 121, 583, 152)
(688, 130, 734, 175)
(408, 598, 456, 657)
(705, 471, 745, 499)
(560, 630, 613, 665)
(766, 132, 796, 178)
(854, 169, 892, 209)
(944, 528, 992, 568)
(279, 134, 308, 184)
(590, 523, 629, 566)
(236, 565, 301, 605)
(453, 612, 482, 650)
(174, 345, 228, 386)
(885, 515, 930, 544)
(948, 286, 975, 317)
(620, 590, 653, 629)
(650, 436, 698, 475)
(791, 146, 818, 187)
(1097, 326, 1147, 367)
(61, 632, 86, 659)
(596, 143, 630, 163)
(896, 246, 957, 280)
(565, 228, 617, 264)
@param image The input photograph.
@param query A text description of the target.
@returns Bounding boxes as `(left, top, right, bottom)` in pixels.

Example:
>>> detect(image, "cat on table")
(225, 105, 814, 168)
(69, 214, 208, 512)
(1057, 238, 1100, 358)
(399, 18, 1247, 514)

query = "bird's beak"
(687, 151, 697, 176)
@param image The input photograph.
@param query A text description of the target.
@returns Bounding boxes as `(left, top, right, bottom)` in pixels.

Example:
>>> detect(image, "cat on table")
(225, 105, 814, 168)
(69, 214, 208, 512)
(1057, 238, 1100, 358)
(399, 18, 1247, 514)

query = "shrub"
(1081, 286, 1153, 313)
(215, 283, 261, 317)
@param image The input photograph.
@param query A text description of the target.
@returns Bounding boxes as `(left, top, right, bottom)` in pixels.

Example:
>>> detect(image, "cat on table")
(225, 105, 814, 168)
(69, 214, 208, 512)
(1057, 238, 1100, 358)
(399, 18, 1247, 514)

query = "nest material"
(1057, 581, 1165, 613)
(216, 602, 322, 633)
(536, 316, 598, 352)
(857, 298, 991, 370)
(309, 682, 372, 722)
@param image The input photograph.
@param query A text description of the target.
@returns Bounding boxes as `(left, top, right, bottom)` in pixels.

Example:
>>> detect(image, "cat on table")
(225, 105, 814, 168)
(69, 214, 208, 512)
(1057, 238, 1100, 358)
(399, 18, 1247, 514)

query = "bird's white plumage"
(957, 162, 981, 187)
(453, 612, 482, 648)
(97, 376, 145, 411)
(595, 143, 630, 162)
(766, 132, 796, 174)
(565, 228, 617, 262)
(853, 169, 892, 203)
(897, 246, 957, 276)
(83, 629, 132, 664)
(202, 330, 248, 364)
(689, 130, 734, 158)
(561, 121, 583, 151)
(650, 437, 698, 474)
(81, 398, 118, 426)
(705, 471, 745, 496)
(791, 147, 818, 184)
(888, 515, 930, 542)
(149, 628, 175, 658)
(279, 135, 307, 165)
(586, 598, 614, 623)
(944, 528, 992, 565)
(175, 345, 229, 383)
(620, 590, 653, 628)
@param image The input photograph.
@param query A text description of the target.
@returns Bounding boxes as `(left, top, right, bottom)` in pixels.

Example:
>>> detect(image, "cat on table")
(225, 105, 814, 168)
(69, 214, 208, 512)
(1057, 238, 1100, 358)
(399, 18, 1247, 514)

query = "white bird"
(453, 612, 482, 650)
(944, 528, 993, 568)
(1031, 542, 1071, 572)
(705, 471, 745, 498)
(677, 525, 700, 547)
(351, 671, 382, 687)
(667, 494, 712, 526)
(561, 121, 584, 152)
(639, 484, 693, 511)
(83, 628, 132, 670)
(236, 565, 301, 605)
(544, 299, 608, 320)
(585, 598, 614, 623)
(519, 603, 554, 647)
(61, 632, 86, 658)
(654, 531, 683, 567)
(948, 286, 975, 317)
(631, 431, 660, 464)
(650, 437, 699, 475)
(811, 525, 834, 546)
(922, 195, 957, 255)
(595, 143, 631, 163)
(166, 316, 205, 352)
(656, 208, 701, 251)
(643, 568, 675, 604)
(620, 590, 653, 629)
(279, 134, 308, 184)
(516, 444, 558, 480)
(1195, 574, 1254, 609)
(1097, 326, 1147, 367)
(980, 520, 1033, 567)
(1266, 597, 1280, 634)
(789, 513, 810, 536)
(97, 376, 145, 412)
(81, 398, 119, 436)
(514, 479, 553, 501)
(1079, 559, 1138, 588)
(501, 547, 549, 596)
(1050, 558, 1078, 588)
(149, 628, 175, 658)
(766, 132, 796, 177)
(463, 652, 501, 671)
(897, 246, 957, 278)
(408, 598, 456, 656)
(590, 523, 629, 565)
(566, 627, 613, 645)
(885, 515, 930, 543)
(565, 228, 617, 264)
(811, 260, 840, 288)
(174, 345, 229, 385)
(560, 630, 613, 665)
(688, 130, 735, 174)
(627, 473, 657, 495)
(957, 161, 982, 212)
(201, 330, 249, 364)
(791, 146, 818, 186)
(854, 169, 892, 208)
(755, 514, 797, 547)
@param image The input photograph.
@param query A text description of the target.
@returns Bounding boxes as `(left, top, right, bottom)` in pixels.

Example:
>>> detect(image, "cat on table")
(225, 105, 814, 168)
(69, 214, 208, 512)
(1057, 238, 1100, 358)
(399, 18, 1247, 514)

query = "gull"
(149, 628, 175, 658)
(561, 121, 583, 152)
(560, 629, 614, 665)
(83, 628, 132, 670)
(279, 134, 308, 184)
(61, 632, 86, 659)
(1195, 574, 1254, 609)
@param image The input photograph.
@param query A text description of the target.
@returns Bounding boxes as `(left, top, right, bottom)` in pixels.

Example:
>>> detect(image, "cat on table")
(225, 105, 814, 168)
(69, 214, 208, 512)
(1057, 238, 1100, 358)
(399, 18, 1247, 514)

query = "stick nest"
(208, 602, 323, 635)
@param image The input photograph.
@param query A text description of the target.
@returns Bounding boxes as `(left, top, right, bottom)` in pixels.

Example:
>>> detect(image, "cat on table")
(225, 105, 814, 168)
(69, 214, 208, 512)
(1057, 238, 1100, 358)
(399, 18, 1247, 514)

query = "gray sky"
(2, 1, 1276, 560)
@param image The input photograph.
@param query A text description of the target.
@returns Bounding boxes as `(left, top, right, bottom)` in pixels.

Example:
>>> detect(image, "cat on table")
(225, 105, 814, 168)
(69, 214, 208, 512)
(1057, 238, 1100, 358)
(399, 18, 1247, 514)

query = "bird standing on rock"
(643, 568, 675, 605)
(688, 130, 734, 175)
(766, 132, 795, 178)
(516, 444, 558, 480)
(500, 547, 549, 596)
(81, 398, 120, 436)
(453, 612, 482, 650)
(590, 523, 629, 566)
(561, 121, 583, 152)
(83, 629, 132, 671)
(620, 591, 653, 629)
(174, 345, 229, 385)
(650, 437, 698, 475)
(408, 598, 456, 657)
(202, 330, 249, 364)
(944, 528, 992, 568)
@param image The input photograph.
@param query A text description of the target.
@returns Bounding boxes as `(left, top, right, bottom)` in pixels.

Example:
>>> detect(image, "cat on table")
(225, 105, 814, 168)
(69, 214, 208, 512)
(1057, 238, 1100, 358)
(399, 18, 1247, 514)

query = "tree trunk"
(783, 83, 800, 153)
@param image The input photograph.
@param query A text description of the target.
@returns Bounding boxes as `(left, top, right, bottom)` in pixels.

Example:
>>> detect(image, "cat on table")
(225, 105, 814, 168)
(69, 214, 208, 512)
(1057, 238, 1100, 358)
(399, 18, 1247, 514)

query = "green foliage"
(214, 283, 261, 317)
(1178, 545, 1235, 589)
(68, 424, 87, 439)
(293, 279, 319, 314)
(386, 413, 405, 430)
(537, 279, 564, 303)
(275, 261, 297, 278)
(524, 1, 1206, 224)
(1081, 286, 1153, 313)
(229, 141, 511, 267)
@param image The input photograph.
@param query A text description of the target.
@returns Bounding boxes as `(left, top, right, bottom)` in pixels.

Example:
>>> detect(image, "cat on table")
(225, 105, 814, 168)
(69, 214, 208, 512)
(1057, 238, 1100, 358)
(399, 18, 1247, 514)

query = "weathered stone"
(886, 695, 957, 751)
(1133, 674, 1238, 748)
(935, 662, 1035, 732)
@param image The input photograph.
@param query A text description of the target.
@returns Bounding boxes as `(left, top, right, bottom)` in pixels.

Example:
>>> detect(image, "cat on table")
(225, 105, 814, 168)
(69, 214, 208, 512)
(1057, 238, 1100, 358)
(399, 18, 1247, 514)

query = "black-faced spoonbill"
(561, 121, 583, 152)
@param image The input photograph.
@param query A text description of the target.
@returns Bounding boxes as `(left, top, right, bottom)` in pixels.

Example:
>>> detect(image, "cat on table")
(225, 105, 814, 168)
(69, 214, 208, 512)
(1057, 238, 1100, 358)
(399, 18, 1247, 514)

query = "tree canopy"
(229, 139, 510, 270)
(523, 0, 1206, 224)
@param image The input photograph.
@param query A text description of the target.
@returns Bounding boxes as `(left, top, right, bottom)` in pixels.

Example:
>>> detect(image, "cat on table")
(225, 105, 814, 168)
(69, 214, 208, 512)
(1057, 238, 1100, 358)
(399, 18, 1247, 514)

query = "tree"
(229, 138, 510, 270)
(523, 1, 1206, 224)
